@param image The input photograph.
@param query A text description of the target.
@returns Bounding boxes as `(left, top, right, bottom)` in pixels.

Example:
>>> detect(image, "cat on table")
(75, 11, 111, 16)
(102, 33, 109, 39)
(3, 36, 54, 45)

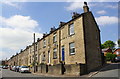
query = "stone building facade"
(7, 2, 103, 75)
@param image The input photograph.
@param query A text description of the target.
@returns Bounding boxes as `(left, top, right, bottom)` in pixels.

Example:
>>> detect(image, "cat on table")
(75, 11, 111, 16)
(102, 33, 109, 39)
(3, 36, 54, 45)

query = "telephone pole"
(33, 33, 36, 73)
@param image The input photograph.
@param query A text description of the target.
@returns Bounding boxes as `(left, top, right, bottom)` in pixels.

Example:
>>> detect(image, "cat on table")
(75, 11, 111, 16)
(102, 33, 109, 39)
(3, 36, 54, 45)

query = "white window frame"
(69, 42, 75, 55)
(42, 52, 45, 61)
(53, 34, 57, 43)
(69, 23, 74, 35)
(43, 39, 46, 47)
(53, 48, 57, 59)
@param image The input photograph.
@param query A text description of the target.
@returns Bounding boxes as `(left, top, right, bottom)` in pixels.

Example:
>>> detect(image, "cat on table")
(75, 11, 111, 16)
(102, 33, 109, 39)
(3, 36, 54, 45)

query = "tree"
(101, 40, 115, 49)
(101, 44, 105, 49)
(105, 53, 117, 61)
(118, 39, 120, 47)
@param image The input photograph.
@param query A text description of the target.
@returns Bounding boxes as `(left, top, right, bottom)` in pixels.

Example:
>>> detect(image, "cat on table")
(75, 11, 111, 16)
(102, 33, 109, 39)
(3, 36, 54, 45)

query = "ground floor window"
(69, 42, 75, 55)
(53, 48, 57, 59)
(42, 52, 46, 61)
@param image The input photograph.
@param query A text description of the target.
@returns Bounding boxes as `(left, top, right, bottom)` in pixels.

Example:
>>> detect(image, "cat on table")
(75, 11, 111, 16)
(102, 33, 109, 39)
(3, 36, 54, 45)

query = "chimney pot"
(83, 2, 89, 13)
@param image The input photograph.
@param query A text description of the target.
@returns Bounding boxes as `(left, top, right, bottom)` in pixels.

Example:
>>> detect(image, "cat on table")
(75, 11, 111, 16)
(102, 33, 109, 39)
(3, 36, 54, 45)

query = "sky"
(0, 0, 119, 60)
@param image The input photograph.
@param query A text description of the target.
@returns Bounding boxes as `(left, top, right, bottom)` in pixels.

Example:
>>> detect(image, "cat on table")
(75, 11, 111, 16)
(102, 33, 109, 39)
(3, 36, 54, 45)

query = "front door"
(61, 46, 65, 61)
(48, 51, 50, 64)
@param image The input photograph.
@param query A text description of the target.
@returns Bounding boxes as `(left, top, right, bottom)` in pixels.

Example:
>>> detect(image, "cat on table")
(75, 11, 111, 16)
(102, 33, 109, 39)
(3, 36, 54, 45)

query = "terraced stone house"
(8, 2, 103, 75)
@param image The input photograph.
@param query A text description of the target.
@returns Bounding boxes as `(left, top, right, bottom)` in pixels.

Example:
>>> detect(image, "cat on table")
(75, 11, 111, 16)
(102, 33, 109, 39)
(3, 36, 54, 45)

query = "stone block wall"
(37, 64, 48, 73)
(64, 64, 87, 76)
(48, 64, 64, 75)
(36, 63, 87, 76)
(30, 67, 34, 73)
(83, 12, 102, 72)
(37, 66, 42, 73)
(64, 64, 80, 76)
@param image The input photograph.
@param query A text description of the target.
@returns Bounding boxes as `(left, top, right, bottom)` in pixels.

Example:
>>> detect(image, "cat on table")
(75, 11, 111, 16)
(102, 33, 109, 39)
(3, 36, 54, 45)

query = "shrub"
(105, 53, 117, 61)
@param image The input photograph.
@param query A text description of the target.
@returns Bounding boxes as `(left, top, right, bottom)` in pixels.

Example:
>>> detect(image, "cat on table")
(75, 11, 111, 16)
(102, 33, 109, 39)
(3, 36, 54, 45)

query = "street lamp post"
(33, 33, 36, 73)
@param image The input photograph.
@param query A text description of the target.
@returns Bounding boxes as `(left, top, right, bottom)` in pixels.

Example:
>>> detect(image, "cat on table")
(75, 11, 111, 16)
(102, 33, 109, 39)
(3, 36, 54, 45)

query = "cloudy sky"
(0, 0, 119, 60)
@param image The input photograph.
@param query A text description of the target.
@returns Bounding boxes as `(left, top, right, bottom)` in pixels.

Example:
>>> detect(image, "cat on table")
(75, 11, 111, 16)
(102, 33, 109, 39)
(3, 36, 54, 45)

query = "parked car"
(114, 56, 120, 62)
(0, 66, 3, 68)
(12, 66, 16, 71)
(19, 66, 30, 73)
(2, 66, 8, 69)
(15, 66, 20, 72)
(7, 66, 9, 69)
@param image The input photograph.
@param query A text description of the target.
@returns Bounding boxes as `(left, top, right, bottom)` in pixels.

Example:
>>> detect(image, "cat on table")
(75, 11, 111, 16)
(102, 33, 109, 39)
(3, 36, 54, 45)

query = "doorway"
(48, 51, 50, 64)
(61, 46, 65, 61)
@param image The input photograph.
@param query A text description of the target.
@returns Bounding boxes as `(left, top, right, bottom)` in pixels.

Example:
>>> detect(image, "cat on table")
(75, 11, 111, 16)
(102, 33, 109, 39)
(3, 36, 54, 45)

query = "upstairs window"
(53, 48, 57, 59)
(43, 39, 46, 47)
(30, 56, 31, 63)
(48, 37, 50, 45)
(35, 44, 37, 51)
(32, 46, 34, 52)
(69, 42, 75, 55)
(53, 34, 57, 43)
(69, 23, 74, 35)
(42, 52, 45, 61)
(29, 48, 31, 54)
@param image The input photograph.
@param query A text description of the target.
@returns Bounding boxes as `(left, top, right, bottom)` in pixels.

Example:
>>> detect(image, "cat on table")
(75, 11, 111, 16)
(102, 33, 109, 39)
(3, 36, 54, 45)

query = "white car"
(12, 66, 16, 71)
(19, 66, 30, 73)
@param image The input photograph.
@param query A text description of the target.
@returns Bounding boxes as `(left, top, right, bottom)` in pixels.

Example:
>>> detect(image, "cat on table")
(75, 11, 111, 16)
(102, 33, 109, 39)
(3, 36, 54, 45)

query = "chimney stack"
(43, 33, 47, 37)
(83, 2, 89, 13)
(37, 38, 40, 42)
(59, 21, 66, 27)
(72, 12, 80, 19)
(50, 26, 56, 33)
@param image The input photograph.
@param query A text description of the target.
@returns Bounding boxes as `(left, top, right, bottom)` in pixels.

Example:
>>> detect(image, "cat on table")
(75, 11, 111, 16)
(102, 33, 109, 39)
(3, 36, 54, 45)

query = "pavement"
(90, 63, 120, 77)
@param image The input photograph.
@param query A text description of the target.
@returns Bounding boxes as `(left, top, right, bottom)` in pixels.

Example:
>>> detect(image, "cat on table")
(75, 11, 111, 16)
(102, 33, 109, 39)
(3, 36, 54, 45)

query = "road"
(92, 63, 120, 77)
(2, 69, 43, 77)
(1, 63, 120, 79)
(1, 69, 86, 79)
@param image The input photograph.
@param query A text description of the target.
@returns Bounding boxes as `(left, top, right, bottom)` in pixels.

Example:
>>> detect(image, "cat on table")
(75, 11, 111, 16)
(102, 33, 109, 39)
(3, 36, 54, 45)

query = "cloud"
(1, 1, 19, 8)
(0, 52, 3, 60)
(0, 51, 11, 60)
(1, 15, 38, 31)
(0, 15, 42, 60)
(65, 2, 84, 11)
(105, 5, 118, 9)
(96, 10, 106, 15)
(7, 15, 38, 31)
(0, 28, 42, 50)
(1, 0, 27, 9)
(65, 1, 100, 11)
(95, 16, 118, 26)
(65, 0, 119, 2)
(65, 1, 93, 11)
(65, 1, 118, 11)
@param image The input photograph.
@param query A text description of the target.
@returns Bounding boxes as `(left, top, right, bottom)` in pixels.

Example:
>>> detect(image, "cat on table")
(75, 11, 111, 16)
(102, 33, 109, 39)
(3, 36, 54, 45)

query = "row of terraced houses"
(7, 2, 104, 76)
